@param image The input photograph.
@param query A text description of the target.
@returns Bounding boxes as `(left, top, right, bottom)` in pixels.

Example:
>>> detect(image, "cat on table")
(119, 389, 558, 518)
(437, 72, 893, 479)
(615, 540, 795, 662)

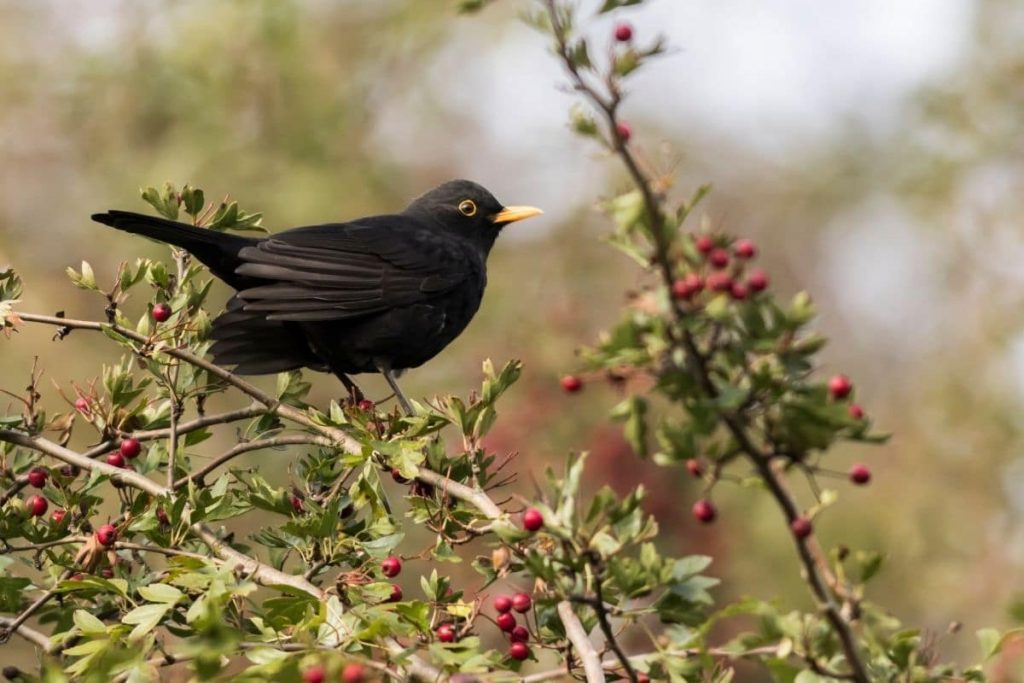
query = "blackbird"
(91, 180, 542, 412)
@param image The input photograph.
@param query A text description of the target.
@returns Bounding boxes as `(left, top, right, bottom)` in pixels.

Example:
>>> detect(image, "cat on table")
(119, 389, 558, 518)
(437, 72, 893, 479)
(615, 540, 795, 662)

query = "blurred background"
(2, 0, 1023, 678)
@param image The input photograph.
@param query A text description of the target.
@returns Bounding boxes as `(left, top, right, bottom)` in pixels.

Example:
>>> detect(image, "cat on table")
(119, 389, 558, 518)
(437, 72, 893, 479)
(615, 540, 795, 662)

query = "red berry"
(849, 464, 871, 485)
(436, 623, 456, 642)
(510, 625, 530, 643)
(494, 594, 513, 613)
(694, 235, 715, 254)
(560, 375, 583, 393)
(511, 592, 532, 613)
(151, 303, 171, 323)
(290, 495, 303, 513)
(106, 452, 125, 468)
(692, 499, 716, 524)
(747, 269, 769, 292)
(381, 555, 402, 578)
(849, 403, 865, 419)
(387, 584, 403, 603)
(156, 507, 170, 525)
(791, 516, 813, 539)
(614, 22, 633, 42)
(706, 272, 733, 292)
(828, 374, 853, 400)
(615, 121, 632, 142)
(119, 438, 141, 459)
(509, 642, 530, 661)
(729, 282, 748, 301)
(734, 239, 757, 259)
(74, 397, 90, 413)
(101, 567, 114, 578)
(671, 279, 691, 300)
(96, 524, 117, 547)
(496, 612, 516, 632)
(341, 664, 365, 683)
(301, 665, 326, 683)
(27, 467, 48, 488)
(522, 507, 544, 532)
(708, 248, 730, 269)
(685, 459, 703, 477)
(390, 468, 411, 484)
(357, 399, 375, 411)
(27, 495, 48, 517)
(637, 675, 651, 683)
(51, 508, 66, 524)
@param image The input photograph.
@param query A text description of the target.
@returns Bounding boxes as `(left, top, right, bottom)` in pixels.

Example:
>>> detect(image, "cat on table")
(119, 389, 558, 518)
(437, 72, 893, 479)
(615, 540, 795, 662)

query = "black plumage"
(90, 180, 542, 411)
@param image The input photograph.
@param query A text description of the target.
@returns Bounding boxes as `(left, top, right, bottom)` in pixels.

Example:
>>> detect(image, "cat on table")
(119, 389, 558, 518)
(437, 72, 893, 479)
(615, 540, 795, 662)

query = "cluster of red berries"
(372, 555, 403, 604)
(494, 591, 534, 661)
(674, 235, 768, 303)
(301, 663, 366, 683)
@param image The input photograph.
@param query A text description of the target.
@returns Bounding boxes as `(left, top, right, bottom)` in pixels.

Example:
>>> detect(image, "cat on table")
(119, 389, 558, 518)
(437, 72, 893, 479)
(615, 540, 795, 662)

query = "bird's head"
(403, 179, 542, 252)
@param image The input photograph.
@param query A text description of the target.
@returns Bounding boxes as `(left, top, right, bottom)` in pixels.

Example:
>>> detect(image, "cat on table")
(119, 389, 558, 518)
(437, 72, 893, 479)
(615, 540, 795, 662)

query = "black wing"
(231, 217, 472, 322)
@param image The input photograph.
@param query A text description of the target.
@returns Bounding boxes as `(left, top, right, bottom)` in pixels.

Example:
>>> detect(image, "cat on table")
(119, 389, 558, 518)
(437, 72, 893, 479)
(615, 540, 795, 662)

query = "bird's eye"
(458, 199, 477, 217)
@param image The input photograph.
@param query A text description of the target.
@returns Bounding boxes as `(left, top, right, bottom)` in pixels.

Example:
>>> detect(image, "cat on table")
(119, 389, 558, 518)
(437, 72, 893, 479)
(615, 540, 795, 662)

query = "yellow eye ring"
(458, 199, 477, 217)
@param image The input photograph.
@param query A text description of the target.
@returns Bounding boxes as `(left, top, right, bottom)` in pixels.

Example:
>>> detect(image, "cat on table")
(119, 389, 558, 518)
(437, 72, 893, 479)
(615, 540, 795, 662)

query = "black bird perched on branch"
(91, 180, 542, 413)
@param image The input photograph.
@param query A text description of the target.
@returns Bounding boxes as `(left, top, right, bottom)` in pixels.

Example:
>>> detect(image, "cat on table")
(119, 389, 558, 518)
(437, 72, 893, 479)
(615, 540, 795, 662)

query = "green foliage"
(0, 0, 1015, 681)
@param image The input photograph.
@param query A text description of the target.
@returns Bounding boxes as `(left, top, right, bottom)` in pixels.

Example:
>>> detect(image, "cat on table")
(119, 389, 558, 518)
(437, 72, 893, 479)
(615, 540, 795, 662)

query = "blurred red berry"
(849, 464, 871, 485)
(96, 524, 117, 547)
(381, 555, 402, 578)
(357, 399, 375, 411)
(828, 374, 853, 399)
(637, 674, 651, 683)
(301, 665, 325, 683)
(387, 584, 403, 603)
(614, 22, 633, 42)
(496, 612, 516, 632)
(616, 121, 632, 142)
(27, 467, 48, 488)
(494, 594, 513, 613)
(694, 235, 715, 254)
(747, 269, 769, 292)
(849, 403, 865, 419)
(27, 495, 47, 517)
(706, 272, 733, 292)
(119, 438, 141, 459)
(290, 495, 303, 513)
(512, 592, 532, 613)
(390, 468, 411, 484)
(509, 642, 530, 661)
(685, 459, 703, 477)
(708, 248, 730, 269)
(692, 499, 716, 524)
(436, 623, 456, 642)
(156, 507, 170, 525)
(51, 508, 66, 524)
(791, 516, 813, 539)
(510, 625, 530, 643)
(560, 375, 583, 393)
(106, 452, 125, 468)
(734, 239, 757, 259)
(151, 303, 171, 322)
(341, 664, 365, 683)
(522, 507, 544, 532)
(730, 282, 748, 301)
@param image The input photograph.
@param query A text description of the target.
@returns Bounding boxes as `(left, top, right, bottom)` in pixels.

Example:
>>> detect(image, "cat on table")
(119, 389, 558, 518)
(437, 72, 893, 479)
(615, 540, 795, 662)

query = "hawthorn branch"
(13, 312, 605, 681)
(541, 4, 870, 681)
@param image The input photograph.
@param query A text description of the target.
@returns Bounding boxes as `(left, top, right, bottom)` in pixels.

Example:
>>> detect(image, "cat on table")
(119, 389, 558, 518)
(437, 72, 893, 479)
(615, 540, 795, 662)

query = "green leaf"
(122, 603, 171, 641)
(138, 583, 184, 604)
(73, 609, 107, 635)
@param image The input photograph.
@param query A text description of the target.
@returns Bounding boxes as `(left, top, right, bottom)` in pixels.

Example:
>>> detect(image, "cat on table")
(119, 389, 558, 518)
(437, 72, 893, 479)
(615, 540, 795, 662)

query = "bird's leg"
(377, 364, 413, 415)
(335, 373, 365, 405)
